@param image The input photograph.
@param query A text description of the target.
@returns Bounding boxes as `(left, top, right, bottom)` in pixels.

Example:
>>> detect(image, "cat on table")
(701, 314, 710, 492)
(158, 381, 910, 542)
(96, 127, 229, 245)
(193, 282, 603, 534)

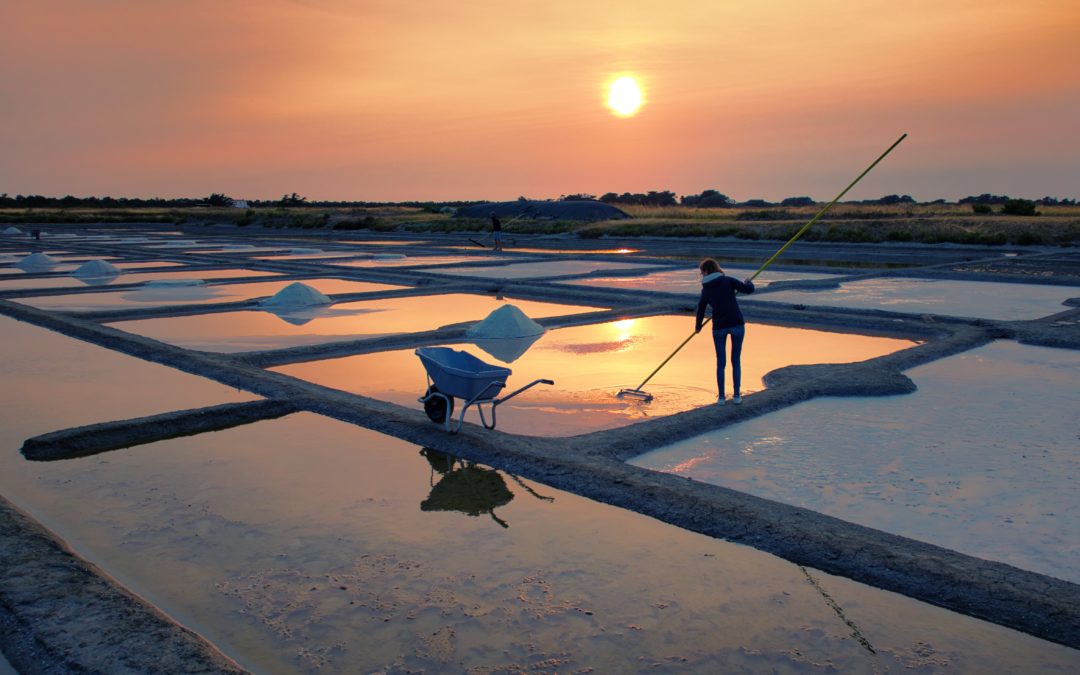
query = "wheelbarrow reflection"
(419, 448, 554, 528)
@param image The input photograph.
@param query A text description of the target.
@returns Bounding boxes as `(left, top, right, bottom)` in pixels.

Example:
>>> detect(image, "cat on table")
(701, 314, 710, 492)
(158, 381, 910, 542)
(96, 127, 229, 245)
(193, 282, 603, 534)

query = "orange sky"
(2, 0, 1078, 201)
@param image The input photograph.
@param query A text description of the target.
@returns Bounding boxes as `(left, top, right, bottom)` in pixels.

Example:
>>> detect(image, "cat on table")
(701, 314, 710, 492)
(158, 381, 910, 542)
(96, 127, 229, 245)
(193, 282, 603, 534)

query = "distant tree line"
(592, 190, 919, 208)
(1, 191, 1075, 211)
(0, 193, 486, 210)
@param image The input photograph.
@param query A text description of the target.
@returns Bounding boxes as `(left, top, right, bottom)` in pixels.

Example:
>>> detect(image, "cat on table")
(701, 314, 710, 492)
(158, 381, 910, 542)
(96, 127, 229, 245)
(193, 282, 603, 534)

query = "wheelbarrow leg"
(477, 402, 497, 430)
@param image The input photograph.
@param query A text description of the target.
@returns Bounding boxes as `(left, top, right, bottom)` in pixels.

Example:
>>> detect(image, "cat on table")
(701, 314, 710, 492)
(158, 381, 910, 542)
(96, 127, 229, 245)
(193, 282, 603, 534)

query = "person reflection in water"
(695, 258, 754, 405)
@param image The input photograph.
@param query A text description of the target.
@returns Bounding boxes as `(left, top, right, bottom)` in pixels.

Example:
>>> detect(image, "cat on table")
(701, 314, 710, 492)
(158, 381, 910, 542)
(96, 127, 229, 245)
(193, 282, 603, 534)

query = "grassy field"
(2, 203, 1078, 247)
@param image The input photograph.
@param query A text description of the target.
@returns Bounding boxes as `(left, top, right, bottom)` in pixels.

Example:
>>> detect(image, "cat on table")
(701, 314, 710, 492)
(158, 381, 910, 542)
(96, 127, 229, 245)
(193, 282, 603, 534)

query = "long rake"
(469, 204, 534, 248)
(617, 133, 908, 402)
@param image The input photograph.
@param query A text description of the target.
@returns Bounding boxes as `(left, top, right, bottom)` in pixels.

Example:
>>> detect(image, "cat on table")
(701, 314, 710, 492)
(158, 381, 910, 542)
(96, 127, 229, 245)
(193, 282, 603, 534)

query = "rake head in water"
(616, 387, 653, 402)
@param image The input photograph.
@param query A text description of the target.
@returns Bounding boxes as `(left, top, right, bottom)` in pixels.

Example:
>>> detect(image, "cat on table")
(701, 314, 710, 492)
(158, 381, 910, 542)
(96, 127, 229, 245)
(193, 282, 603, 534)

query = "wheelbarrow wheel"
(423, 386, 454, 424)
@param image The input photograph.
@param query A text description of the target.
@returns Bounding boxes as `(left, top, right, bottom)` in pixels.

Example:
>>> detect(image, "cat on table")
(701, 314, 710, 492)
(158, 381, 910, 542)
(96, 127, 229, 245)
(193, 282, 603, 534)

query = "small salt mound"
(466, 304, 545, 339)
(72, 259, 121, 278)
(3, 227, 23, 235)
(373, 253, 406, 260)
(144, 279, 204, 287)
(16, 252, 59, 269)
(261, 281, 332, 308)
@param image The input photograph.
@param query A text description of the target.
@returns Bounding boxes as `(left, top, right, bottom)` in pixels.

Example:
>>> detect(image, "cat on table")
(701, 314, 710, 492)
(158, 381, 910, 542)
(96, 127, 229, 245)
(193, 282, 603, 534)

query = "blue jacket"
(696, 272, 754, 331)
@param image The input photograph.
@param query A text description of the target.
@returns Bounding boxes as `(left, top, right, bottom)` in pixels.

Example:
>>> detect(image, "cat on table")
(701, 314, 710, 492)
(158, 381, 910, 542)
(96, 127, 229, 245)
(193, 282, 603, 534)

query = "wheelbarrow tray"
(416, 347, 512, 401)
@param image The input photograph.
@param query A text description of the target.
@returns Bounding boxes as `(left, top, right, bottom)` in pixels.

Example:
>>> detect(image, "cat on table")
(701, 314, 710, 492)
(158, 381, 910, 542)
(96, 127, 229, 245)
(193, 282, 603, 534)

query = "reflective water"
(430, 260, 668, 279)
(0, 267, 277, 291)
(274, 316, 917, 436)
(760, 278, 1079, 320)
(254, 252, 371, 261)
(331, 255, 516, 268)
(184, 246, 291, 255)
(0, 404, 1073, 673)
(336, 239, 428, 246)
(447, 246, 641, 255)
(112, 294, 605, 353)
(0, 317, 258, 456)
(563, 266, 839, 294)
(109, 261, 186, 269)
(633, 341, 1080, 583)
(14, 278, 397, 312)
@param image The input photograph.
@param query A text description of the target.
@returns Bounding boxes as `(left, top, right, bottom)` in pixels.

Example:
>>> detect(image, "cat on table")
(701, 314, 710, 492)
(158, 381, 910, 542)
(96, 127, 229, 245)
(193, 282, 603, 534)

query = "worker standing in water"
(695, 258, 754, 404)
(490, 212, 503, 251)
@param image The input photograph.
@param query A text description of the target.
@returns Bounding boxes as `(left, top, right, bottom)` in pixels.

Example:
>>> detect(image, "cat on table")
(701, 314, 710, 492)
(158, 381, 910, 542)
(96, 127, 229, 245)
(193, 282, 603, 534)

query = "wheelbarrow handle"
(494, 378, 555, 405)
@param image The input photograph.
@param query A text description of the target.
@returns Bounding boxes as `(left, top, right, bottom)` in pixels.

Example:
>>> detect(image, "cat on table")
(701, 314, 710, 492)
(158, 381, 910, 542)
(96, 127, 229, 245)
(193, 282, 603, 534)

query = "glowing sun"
(606, 76, 643, 117)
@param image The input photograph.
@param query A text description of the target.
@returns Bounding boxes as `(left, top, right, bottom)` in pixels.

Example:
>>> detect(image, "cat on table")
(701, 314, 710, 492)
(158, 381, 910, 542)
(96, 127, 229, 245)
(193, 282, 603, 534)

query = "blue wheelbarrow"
(415, 347, 554, 433)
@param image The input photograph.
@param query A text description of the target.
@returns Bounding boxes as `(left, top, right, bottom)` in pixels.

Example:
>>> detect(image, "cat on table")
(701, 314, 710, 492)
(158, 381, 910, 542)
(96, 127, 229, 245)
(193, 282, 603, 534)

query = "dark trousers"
(712, 324, 745, 397)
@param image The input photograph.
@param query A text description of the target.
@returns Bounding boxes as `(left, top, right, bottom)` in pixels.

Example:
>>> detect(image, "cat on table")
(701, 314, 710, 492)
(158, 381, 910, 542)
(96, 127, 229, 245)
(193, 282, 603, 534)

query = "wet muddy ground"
(1, 226, 1079, 672)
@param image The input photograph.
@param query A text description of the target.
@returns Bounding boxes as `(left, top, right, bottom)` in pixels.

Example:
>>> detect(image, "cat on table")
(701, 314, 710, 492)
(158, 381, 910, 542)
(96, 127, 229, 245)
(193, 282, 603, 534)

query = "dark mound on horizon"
(456, 200, 631, 222)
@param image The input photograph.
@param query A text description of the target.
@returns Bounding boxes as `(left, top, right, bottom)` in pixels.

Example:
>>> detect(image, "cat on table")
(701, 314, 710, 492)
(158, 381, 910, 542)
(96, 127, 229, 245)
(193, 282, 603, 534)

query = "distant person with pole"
(695, 258, 754, 404)
(490, 212, 503, 251)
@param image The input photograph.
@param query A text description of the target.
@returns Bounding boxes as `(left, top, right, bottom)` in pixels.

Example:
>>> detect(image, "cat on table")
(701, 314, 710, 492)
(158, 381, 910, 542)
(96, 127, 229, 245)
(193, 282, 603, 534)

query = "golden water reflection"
(1, 409, 1066, 673)
(113, 294, 606, 352)
(20, 278, 396, 312)
(274, 316, 919, 436)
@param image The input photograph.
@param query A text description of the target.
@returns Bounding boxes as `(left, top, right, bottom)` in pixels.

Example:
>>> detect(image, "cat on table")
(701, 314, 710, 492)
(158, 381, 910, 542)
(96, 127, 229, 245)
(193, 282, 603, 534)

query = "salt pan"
(373, 253, 406, 260)
(144, 279, 205, 288)
(261, 281, 333, 308)
(466, 304, 545, 339)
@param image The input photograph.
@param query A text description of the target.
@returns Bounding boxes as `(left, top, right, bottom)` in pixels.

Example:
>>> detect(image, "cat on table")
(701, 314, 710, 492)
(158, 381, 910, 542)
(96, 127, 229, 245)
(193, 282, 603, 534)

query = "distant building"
(456, 200, 630, 222)
(231, 200, 249, 208)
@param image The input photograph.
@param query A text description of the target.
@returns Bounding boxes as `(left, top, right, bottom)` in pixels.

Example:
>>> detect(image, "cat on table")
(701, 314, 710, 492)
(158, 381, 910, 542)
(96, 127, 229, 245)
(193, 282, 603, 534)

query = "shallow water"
(430, 260, 668, 279)
(0, 317, 258, 469)
(14, 278, 398, 312)
(331, 254, 517, 268)
(254, 251, 371, 261)
(562, 266, 839, 294)
(760, 277, 1078, 320)
(447, 246, 641, 255)
(1, 403, 1075, 673)
(0, 267, 276, 291)
(274, 316, 917, 436)
(633, 341, 1080, 583)
(185, 246, 289, 254)
(335, 239, 428, 246)
(111, 294, 606, 353)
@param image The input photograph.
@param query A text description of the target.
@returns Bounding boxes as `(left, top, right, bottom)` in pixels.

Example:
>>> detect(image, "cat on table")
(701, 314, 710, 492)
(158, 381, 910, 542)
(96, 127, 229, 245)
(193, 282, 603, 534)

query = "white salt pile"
(260, 281, 333, 308)
(3, 227, 23, 235)
(466, 304, 545, 339)
(72, 259, 121, 278)
(16, 252, 59, 270)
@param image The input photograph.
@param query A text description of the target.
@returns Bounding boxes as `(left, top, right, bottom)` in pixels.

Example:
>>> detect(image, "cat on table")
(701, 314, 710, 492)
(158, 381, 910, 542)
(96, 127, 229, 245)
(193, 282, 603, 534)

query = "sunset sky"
(3, 0, 1078, 202)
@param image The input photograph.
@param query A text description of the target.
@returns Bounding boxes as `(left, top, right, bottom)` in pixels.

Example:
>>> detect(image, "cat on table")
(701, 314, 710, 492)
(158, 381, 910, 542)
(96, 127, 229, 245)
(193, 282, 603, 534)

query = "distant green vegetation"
(1, 192, 1077, 246)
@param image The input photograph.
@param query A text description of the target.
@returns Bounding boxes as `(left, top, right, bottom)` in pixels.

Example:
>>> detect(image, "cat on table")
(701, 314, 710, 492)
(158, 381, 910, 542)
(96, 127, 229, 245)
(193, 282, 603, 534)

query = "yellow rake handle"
(630, 133, 908, 394)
